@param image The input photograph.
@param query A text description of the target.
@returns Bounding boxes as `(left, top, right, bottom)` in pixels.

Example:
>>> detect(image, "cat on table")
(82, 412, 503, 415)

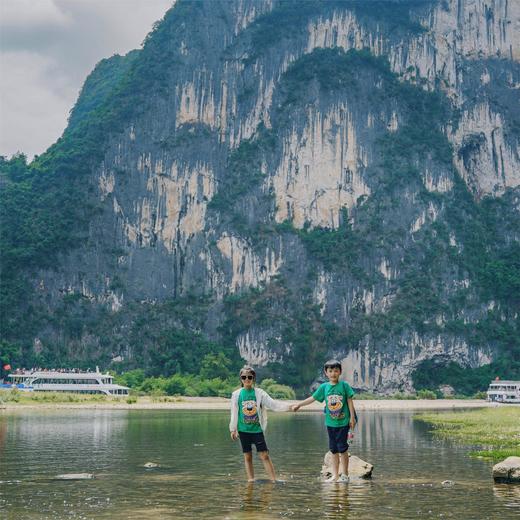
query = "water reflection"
(494, 484, 520, 509)
(321, 482, 350, 519)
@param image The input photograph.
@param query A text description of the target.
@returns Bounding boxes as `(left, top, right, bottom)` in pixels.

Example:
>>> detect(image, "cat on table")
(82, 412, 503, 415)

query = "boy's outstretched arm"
(291, 396, 316, 411)
(347, 397, 356, 429)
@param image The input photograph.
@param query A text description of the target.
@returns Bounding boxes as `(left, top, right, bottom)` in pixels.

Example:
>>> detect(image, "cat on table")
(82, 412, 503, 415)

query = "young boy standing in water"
(291, 360, 356, 482)
(230, 366, 290, 482)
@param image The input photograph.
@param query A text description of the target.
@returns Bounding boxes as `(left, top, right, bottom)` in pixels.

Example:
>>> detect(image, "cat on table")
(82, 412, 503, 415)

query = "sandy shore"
(0, 397, 495, 412)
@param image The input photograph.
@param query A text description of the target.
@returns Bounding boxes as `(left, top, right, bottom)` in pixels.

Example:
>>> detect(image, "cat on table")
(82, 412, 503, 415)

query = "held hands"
(290, 404, 301, 412)
(230, 430, 238, 441)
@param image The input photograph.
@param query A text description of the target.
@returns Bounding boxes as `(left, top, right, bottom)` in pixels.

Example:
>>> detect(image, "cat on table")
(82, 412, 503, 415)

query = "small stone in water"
(143, 462, 159, 468)
(55, 473, 94, 480)
(441, 480, 454, 487)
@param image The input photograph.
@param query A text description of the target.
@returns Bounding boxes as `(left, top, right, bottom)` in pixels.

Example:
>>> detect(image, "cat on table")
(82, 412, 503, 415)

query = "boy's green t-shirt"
(312, 381, 355, 427)
(237, 388, 262, 433)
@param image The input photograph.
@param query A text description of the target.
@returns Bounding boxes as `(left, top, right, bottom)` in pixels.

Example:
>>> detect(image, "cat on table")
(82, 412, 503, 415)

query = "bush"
(259, 378, 296, 399)
(389, 392, 417, 400)
(417, 389, 437, 400)
(114, 368, 146, 388)
(139, 376, 168, 395)
(163, 373, 189, 395)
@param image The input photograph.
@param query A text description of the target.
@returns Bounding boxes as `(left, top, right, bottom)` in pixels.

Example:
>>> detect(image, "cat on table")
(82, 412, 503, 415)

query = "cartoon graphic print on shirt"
(242, 399, 260, 425)
(327, 394, 345, 421)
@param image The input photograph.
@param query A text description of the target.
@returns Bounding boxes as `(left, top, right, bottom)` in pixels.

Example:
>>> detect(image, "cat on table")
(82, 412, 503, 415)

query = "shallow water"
(0, 409, 518, 519)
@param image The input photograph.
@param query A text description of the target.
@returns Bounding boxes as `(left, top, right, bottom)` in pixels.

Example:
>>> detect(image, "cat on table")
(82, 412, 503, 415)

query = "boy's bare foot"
(247, 478, 255, 483)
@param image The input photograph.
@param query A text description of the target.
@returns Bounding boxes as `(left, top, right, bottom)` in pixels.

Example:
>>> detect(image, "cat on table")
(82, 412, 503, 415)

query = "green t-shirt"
(237, 388, 262, 433)
(312, 381, 355, 427)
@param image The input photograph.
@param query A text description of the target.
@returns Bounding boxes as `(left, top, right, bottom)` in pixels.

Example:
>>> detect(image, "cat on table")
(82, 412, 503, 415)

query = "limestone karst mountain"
(1, 0, 519, 393)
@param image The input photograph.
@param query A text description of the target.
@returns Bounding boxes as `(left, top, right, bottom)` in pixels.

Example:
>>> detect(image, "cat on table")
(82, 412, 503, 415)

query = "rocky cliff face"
(3, 0, 519, 393)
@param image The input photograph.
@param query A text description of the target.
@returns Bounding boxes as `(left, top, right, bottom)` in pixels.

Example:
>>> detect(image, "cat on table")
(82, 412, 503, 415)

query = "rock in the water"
(143, 462, 159, 468)
(492, 457, 520, 483)
(55, 473, 94, 480)
(441, 480, 454, 487)
(321, 452, 373, 479)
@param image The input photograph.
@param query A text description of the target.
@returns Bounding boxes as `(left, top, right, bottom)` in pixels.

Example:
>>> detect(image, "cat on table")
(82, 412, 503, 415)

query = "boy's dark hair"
(239, 366, 256, 386)
(324, 359, 342, 372)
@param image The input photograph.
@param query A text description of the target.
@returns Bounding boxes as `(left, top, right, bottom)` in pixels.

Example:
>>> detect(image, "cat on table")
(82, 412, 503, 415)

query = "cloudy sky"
(0, 0, 173, 160)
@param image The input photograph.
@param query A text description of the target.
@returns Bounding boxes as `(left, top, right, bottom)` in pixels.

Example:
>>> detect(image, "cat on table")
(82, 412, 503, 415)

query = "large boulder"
(321, 451, 373, 479)
(492, 457, 520, 483)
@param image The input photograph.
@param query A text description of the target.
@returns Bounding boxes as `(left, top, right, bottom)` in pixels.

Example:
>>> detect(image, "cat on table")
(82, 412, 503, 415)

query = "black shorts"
(238, 431, 268, 453)
(327, 425, 349, 454)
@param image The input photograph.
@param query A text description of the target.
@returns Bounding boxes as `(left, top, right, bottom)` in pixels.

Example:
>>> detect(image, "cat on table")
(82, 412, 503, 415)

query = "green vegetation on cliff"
(246, 0, 428, 59)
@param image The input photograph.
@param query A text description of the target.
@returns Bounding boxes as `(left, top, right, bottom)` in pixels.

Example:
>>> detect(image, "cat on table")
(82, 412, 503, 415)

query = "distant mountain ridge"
(1, 0, 519, 394)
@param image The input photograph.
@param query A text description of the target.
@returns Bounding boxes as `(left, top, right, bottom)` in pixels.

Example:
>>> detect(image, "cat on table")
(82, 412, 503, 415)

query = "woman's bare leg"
(244, 452, 254, 482)
(258, 451, 276, 482)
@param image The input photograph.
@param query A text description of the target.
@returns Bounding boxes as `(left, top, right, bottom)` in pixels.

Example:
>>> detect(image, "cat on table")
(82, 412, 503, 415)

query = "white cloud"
(0, 0, 71, 28)
(0, 50, 74, 158)
(0, 0, 173, 159)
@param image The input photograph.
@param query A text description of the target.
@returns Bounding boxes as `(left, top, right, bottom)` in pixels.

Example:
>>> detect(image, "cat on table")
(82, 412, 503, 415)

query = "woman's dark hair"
(324, 359, 342, 372)
(239, 366, 256, 386)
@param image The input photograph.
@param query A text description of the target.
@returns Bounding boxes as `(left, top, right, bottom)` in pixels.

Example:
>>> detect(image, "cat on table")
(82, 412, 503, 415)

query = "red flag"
(3, 364, 11, 371)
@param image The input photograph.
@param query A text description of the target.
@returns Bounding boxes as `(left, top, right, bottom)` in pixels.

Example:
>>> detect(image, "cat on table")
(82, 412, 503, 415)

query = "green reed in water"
(415, 407, 520, 460)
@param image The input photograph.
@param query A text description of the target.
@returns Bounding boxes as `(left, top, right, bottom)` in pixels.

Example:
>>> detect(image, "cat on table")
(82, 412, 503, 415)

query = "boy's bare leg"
(339, 452, 349, 476)
(328, 452, 340, 480)
(244, 452, 255, 482)
(258, 451, 276, 482)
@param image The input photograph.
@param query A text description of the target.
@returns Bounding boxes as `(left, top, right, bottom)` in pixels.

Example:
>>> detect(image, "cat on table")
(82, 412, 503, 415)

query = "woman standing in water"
(229, 366, 290, 482)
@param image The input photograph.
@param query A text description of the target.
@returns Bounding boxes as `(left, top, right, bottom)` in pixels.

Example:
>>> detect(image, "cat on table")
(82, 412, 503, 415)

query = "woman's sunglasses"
(240, 375, 254, 380)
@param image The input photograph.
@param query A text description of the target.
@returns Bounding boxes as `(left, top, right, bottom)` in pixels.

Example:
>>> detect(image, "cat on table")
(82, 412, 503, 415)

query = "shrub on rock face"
(492, 457, 520, 483)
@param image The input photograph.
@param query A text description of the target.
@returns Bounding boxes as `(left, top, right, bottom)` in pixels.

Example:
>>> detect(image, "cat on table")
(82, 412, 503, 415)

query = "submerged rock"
(143, 462, 159, 468)
(55, 473, 94, 480)
(321, 452, 373, 479)
(492, 457, 520, 483)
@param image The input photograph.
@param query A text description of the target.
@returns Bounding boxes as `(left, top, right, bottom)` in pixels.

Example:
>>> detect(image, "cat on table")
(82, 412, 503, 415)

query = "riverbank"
(0, 394, 495, 411)
(415, 407, 520, 460)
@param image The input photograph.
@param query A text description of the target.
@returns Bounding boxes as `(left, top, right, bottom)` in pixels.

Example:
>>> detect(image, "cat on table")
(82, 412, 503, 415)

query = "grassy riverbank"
(1, 389, 492, 411)
(415, 407, 520, 460)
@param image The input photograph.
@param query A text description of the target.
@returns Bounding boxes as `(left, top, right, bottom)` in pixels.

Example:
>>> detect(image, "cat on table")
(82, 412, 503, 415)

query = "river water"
(0, 409, 518, 519)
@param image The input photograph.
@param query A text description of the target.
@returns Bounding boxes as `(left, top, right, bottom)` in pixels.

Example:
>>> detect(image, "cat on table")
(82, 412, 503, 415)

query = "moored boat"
(486, 380, 520, 403)
(3, 368, 129, 396)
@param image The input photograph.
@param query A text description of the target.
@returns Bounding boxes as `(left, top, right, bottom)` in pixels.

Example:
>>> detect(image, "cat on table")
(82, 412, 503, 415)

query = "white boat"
(5, 368, 129, 396)
(486, 380, 520, 403)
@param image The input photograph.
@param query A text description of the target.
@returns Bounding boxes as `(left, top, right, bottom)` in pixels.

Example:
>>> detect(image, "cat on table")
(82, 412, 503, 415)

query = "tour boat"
(486, 380, 520, 403)
(2, 368, 129, 396)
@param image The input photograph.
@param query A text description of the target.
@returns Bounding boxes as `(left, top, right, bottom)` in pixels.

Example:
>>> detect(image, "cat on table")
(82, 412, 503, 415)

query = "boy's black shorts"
(238, 431, 268, 453)
(327, 425, 349, 454)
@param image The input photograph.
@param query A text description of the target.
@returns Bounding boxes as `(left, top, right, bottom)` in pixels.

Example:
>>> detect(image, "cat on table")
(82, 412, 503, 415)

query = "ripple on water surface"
(0, 409, 518, 519)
